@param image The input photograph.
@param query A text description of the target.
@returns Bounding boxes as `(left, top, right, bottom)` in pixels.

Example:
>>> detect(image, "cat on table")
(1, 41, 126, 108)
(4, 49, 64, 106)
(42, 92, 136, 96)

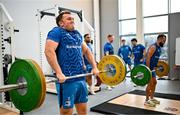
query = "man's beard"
(110, 40, 113, 43)
(159, 42, 164, 47)
(85, 40, 91, 43)
(66, 26, 74, 31)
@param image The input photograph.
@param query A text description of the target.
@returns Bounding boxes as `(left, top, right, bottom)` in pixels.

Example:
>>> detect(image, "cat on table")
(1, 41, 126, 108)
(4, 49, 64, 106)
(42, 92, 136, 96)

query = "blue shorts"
(134, 61, 144, 66)
(124, 59, 132, 65)
(55, 80, 88, 109)
(86, 64, 92, 73)
(152, 71, 156, 77)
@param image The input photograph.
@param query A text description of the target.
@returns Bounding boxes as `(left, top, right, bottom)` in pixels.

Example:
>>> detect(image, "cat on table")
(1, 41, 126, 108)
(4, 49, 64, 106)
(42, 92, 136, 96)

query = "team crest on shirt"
(65, 97, 71, 107)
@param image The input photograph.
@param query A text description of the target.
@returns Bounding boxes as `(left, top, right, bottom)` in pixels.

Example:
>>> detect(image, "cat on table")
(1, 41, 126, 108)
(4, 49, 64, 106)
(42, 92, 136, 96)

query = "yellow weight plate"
(98, 55, 126, 86)
(29, 60, 46, 108)
(155, 60, 170, 78)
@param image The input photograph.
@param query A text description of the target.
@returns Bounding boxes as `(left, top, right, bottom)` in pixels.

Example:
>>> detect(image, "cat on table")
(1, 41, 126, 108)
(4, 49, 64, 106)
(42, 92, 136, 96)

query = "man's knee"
(75, 103, 87, 114)
(146, 85, 150, 91)
(152, 77, 157, 85)
(60, 108, 73, 115)
(77, 108, 87, 114)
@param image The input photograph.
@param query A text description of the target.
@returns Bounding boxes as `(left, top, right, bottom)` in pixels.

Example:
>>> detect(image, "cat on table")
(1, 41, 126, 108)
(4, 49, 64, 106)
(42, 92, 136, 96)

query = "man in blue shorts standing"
(45, 11, 99, 115)
(144, 34, 166, 107)
(118, 39, 132, 70)
(131, 38, 146, 66)
(103, 34, 115, 90)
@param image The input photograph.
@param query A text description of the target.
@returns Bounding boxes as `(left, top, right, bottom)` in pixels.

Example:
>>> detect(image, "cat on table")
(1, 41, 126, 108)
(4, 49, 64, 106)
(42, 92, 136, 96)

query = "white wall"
(93, 0, 100, 62)
(176, 37, 180, 65)
(100, 0, 119, 56)
(0, 0, 93, 74)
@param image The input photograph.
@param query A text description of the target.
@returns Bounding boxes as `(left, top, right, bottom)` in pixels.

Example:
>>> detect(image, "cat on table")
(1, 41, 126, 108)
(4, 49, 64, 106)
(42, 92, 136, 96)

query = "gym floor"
(25, 77, 180, 115)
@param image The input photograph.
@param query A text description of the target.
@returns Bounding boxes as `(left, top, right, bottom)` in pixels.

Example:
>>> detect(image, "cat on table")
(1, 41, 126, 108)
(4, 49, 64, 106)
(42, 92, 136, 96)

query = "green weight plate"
(131, 64, 152, 86)
(8, 59, 42, 112)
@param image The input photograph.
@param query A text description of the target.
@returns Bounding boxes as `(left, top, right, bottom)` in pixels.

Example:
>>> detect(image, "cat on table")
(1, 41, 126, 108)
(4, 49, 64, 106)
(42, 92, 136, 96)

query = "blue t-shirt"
(104, 42, 114, 55)
(118, 45, 132, 61)
(147, 43, 161, 70)
(47, 27, 84, 82)
(84, 43, 93, 66)
(132, 44, 145, 64)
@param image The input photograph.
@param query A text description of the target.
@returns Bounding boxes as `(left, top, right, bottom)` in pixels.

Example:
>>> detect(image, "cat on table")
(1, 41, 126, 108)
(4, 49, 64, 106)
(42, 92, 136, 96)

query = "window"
(120, 36, 136, 47)
(118, 0, 136, 19)
(119, 0, 170, 61)
(143, 0, 168, 60)
(144, 16, 168, 33)
(143, 0, 168, 16)
(144, 34, 168, 60)
(171, 0, 180, 13)
(120, 19, 136, 35)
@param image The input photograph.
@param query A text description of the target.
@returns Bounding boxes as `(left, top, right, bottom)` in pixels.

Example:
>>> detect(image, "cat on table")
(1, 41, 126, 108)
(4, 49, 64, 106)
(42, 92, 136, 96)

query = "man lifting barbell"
(144, 34, 167, 107)
(0, 55, 169, 112)
(45, 11, 99, 115)
(0, 55, 125, 112)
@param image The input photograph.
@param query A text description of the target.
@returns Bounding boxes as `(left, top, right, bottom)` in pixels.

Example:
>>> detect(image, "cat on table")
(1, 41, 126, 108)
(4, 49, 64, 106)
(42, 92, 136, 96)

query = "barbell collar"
(134, 73, 144, 78)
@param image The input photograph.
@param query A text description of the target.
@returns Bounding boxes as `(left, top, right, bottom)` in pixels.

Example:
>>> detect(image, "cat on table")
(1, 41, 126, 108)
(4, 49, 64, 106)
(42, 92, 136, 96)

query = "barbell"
(0, 55, 169, 112)
(130, 60, 170, 86)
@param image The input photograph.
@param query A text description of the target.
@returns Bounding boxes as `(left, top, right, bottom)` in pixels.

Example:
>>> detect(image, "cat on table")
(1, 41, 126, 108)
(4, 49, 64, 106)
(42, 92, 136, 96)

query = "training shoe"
(150, 98, 160, 104)
(89, 90, 96, 95)
(144, 100, 156, 107)
(89, 86, 96, 95)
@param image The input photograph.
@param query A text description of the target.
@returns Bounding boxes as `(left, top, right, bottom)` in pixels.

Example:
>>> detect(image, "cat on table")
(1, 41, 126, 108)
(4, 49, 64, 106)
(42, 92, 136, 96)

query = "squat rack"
(0, 2, 19, 114)
(0, 2, 16, 102)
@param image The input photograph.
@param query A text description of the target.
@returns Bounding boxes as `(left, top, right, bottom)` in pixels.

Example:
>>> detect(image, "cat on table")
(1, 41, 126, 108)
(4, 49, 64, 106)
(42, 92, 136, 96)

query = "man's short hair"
(56, 11, 71, 26)
(157, 34, 166, 40)
(131, 38, 137, 42)
(84, 34, 89, 38)
(107, 34, 113, 38)
(121, 39, 125, 42)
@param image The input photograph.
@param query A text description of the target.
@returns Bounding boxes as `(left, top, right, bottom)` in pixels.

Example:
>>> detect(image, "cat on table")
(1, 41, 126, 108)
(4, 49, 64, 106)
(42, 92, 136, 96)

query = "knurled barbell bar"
(0, 70, 113, 93)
